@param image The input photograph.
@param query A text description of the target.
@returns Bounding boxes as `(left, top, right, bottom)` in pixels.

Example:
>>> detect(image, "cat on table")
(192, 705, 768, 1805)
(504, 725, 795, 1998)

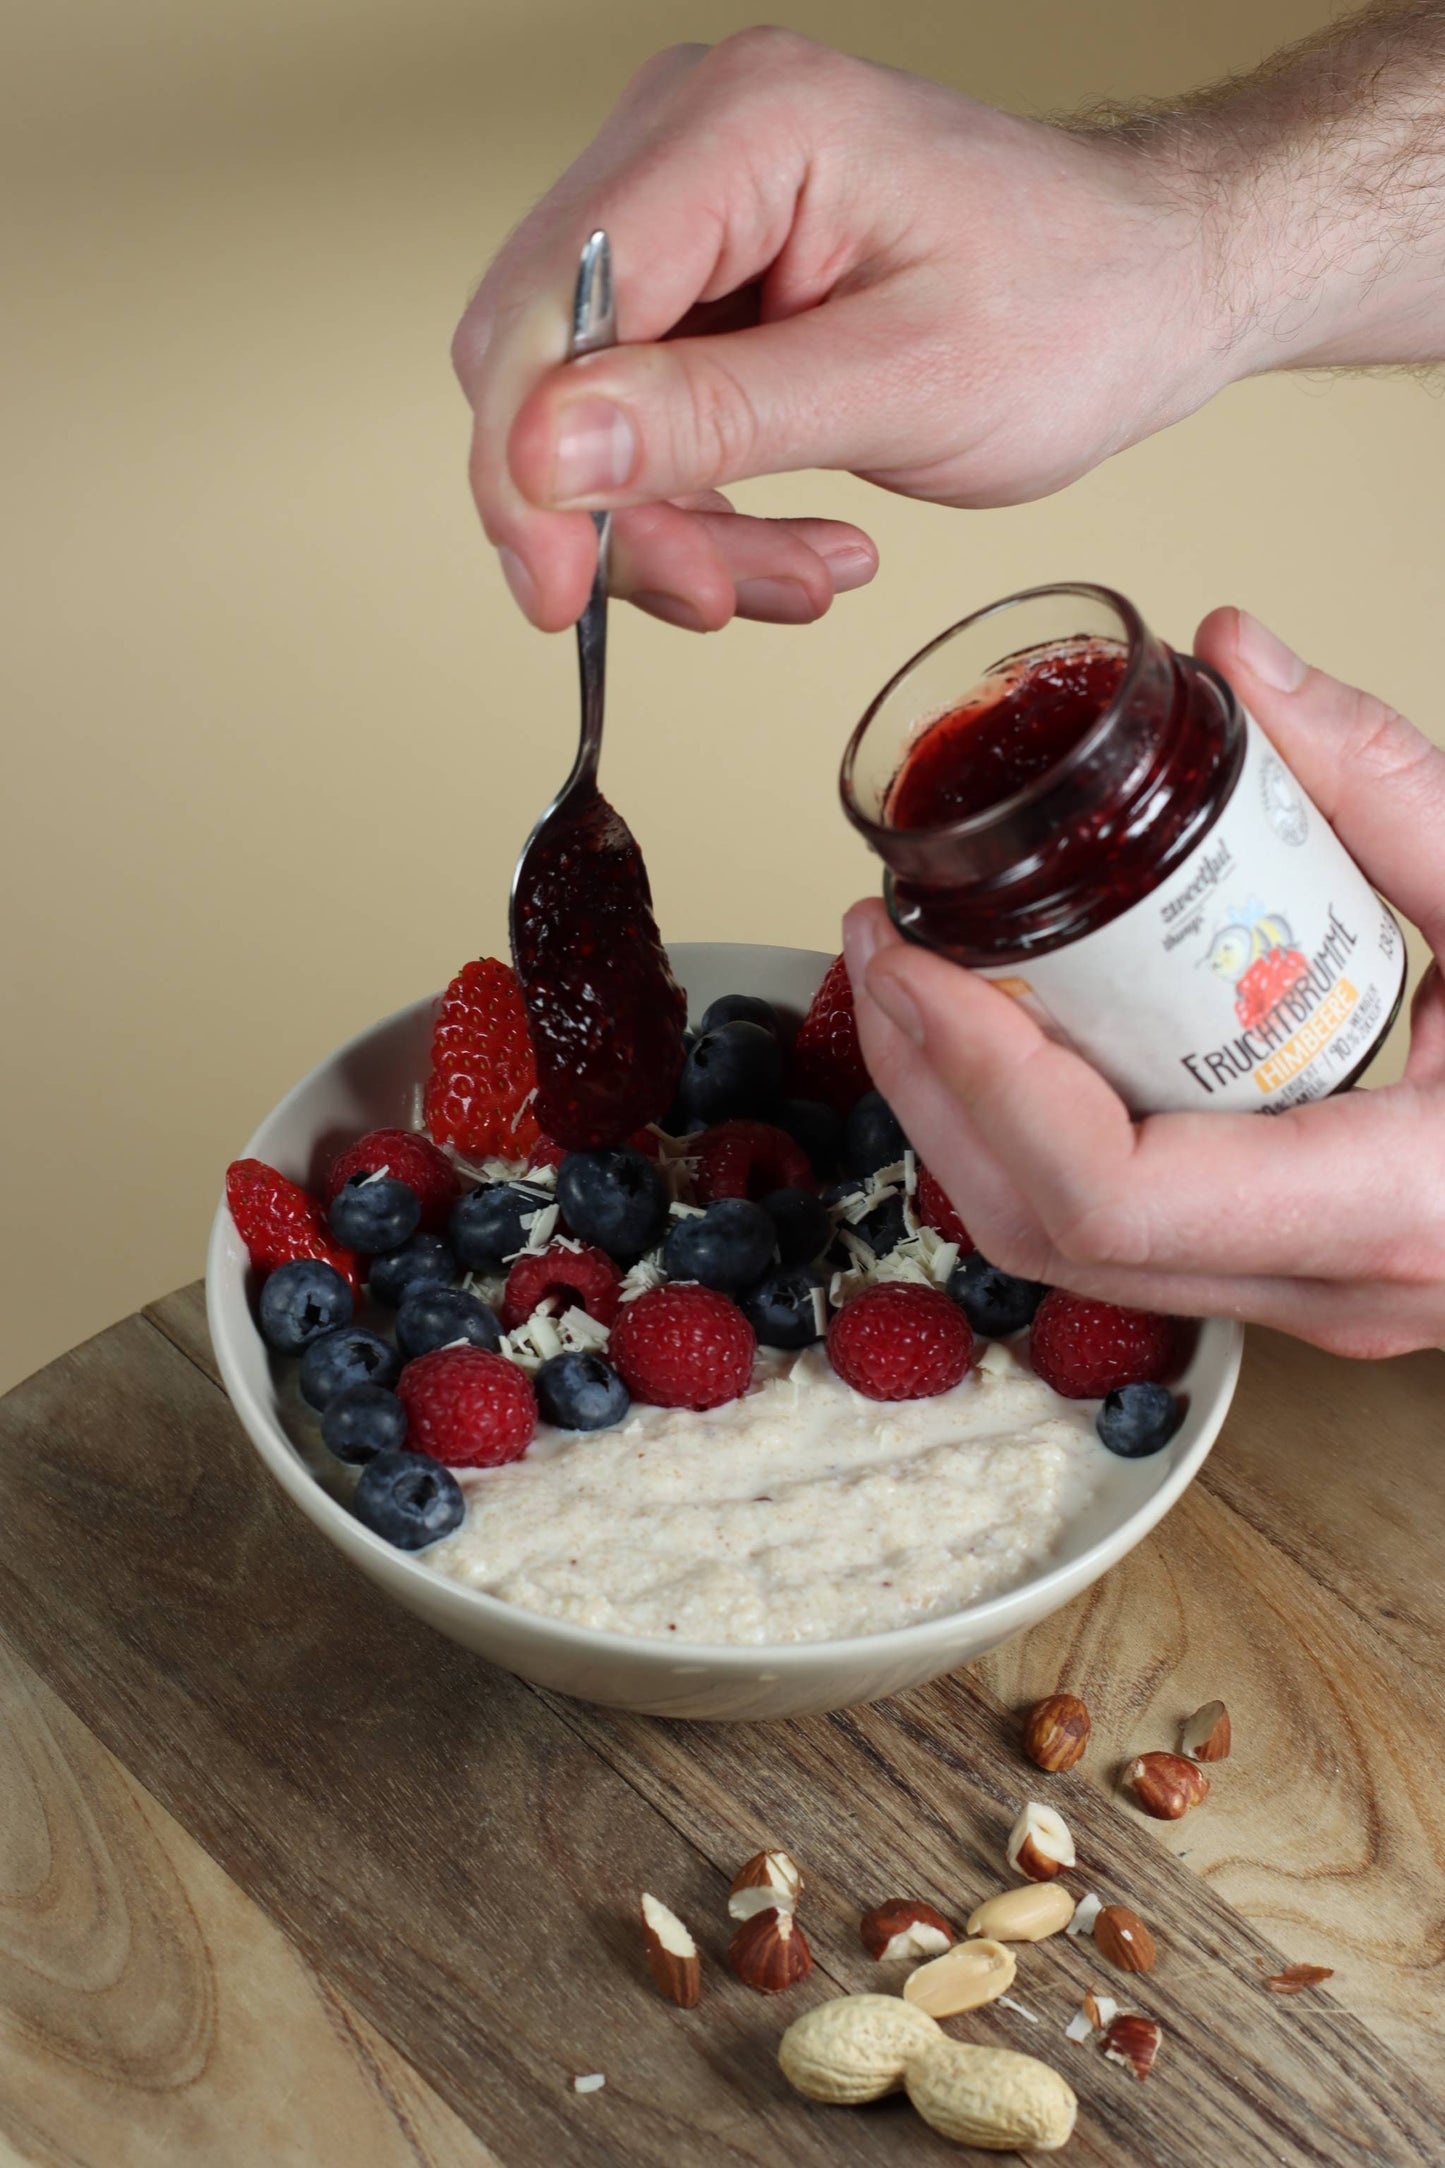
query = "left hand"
(847, 607, 1445, 1357)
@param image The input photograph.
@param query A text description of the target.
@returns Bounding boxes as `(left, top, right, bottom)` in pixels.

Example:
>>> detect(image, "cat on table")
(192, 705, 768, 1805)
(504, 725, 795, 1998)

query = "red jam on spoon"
(511, 785, 686, 1148)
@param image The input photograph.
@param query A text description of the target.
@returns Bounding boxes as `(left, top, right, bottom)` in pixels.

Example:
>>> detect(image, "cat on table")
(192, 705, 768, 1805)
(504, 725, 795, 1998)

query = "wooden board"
(0, 1286, 1441, 2166)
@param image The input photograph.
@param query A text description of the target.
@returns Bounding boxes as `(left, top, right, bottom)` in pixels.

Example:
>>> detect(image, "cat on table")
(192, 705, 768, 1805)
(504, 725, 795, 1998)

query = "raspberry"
(226, 1159, 361, 1296)
(501, 1243, 622, 1332)
(1028, 1292, 1171, 1400)
(610, 1284, 755, 1410)
(324, 1129, 458, 1233)
(1234, 946, 1310, 1030)
(396, 1347, 536, 1467)
(826, 1283, 973, 1401)
(789, 953, 871, 1113)
(694, 1120, 813, 1203)
(424, 957, 542, 1161)
(915, 1165, 971, 1250)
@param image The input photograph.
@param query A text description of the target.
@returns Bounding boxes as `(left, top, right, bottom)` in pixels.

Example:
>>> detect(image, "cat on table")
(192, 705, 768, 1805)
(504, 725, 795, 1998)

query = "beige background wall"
(2, 0, 1438, 1392)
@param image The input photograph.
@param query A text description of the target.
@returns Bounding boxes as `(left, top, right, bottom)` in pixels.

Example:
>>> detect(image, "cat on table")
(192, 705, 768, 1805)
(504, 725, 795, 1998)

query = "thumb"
(505, 299, 917, 510)
(1195, 606, 1445, 949)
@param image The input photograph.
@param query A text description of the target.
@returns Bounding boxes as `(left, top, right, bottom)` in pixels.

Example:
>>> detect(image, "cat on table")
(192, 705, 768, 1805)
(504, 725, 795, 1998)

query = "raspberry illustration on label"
(1203, 904, 1311, 1031)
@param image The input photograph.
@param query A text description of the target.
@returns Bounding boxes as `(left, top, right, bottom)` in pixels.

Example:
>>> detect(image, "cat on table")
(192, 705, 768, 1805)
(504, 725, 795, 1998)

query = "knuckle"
(709, 24, 824, 78)
(1045, 1198, 1151, 1270)
(672, 347, 761, 484)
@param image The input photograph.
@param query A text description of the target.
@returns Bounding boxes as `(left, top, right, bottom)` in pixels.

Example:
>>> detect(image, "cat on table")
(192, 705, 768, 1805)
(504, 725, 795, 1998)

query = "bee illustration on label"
(1203, 900, 1310, 1029)
(1259, 752, 1309, 846)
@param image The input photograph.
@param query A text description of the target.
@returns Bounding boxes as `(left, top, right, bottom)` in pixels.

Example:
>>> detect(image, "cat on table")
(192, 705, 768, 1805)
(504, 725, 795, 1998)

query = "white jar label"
(975, 714, 1406, 1114)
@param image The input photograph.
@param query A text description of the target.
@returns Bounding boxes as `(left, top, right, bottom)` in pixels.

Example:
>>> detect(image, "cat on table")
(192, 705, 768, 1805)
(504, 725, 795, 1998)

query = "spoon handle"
(569, 230, 616, 793)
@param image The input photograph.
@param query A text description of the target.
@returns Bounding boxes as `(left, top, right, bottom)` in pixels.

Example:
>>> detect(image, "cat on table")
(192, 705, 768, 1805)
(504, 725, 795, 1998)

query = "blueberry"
(775, 1097, 845, 1180)
(396, 1284, 502, 1360)
(678, 1021, 784, 1125)
(662, 1198, 777, 1293)
(698, 993, 782, 1041)
(845, 1090, 910, 1177)
(535, 1351, 631, 1431)
(449, 1181, 554, 1270)
(760, 1186, 831, 1267)
(327, 1172, 421, 1254)
(1096, 1382, 1180, 1459)
(825, 1179, 907, 1260)
(740, 1266, 826, 1349)
(321, 1383, 409, 1464)
(257, 1259, 353, 1354)
(299, 1326, 401, 1409)
(947, 1253, 1048, 1338)
(368, 1232, 456, 1308)
(353, 1449, 464, 1550)
(556, 1147, 669, 1259)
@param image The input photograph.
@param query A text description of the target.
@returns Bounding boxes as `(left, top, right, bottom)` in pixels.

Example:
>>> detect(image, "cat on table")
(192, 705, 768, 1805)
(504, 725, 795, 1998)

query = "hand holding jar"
(847, 608, 1445, 1358)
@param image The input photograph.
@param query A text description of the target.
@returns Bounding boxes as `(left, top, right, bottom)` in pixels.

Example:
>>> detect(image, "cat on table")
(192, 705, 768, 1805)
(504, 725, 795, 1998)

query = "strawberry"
(694, 1120, 813, 1203)
(226, 1159, 361, 1295)
(610, 1284, 755, 1410)
(501, 1243, 622, 1332)
(826, 1283, 973, 1401)
(323, 1128, 458, 1233)
(396, 1347, 536, 1467)
(424, 957, 542, 1161)
(1028, 1292, 1171, 1400)
(915, 1165, 971, 1251)
(789, 953, 871, 1113)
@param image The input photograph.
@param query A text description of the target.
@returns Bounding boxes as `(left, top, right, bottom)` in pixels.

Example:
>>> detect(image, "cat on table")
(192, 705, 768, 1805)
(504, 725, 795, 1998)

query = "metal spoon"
(510, 228, 616, 922)
(508, 231, 687, 1147)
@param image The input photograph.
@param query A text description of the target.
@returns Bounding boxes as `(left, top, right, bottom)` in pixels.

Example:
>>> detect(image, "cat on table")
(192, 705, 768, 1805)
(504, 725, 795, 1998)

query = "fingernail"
(498, 546, 538, 620)
(1236, 610, 1307, 692)
(551, 397, 637, 503)
(632, 590, 708, 632)
(866, 959, 926, 1047)
(820, 543, 877, 594)
(735, 577, 819, 623)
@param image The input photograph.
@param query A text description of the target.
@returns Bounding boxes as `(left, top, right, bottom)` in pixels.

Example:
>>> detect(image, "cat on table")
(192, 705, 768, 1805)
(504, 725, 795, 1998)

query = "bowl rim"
(207, 951, 1244, 1674)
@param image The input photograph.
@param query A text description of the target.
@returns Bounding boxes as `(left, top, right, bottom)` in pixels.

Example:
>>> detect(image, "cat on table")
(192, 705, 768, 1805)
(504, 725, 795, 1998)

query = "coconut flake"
(520, 1202, 561, 1252)
(559, 1306, 611, 1353)
(1067, 1892, 1104, 1939)
(572, 2073, 605, 2094)
(997, 1994, 1040, 2026)
(810, 1285, 829, 1338)
(667, 1200, 705, 1219)
(620, 1256, 667, 1304)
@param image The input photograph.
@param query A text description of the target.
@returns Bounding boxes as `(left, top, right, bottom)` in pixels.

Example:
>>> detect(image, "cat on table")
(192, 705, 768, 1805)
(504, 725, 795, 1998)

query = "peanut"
(903, 1937, 1016, 2018)
(965, 1882, 1076, 1943)
(777, 1994, 941, 2105)
(905, 2038, 1078, 2152)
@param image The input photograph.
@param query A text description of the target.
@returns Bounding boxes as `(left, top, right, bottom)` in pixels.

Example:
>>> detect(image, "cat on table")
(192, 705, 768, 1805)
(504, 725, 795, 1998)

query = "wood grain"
(0, 1627, 495, 2168)
(1, 1293, 1441, 2165)
(977, 1328, 1445, 2075)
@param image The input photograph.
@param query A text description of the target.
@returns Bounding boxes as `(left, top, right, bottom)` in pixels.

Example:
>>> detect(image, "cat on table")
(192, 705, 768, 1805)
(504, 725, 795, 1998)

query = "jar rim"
(840, 581, 1150, 847)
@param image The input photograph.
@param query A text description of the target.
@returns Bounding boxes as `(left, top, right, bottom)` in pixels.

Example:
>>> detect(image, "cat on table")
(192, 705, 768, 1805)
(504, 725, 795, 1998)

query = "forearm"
(1099, 2, 1445, 372)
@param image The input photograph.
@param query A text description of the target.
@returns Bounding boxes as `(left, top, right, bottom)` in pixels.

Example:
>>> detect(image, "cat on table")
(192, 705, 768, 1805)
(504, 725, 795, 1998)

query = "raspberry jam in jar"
(841, 584, 1406, 1114)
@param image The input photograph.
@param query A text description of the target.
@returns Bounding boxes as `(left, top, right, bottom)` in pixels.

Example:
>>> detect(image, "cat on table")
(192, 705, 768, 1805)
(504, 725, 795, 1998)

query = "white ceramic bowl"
(208, 942, 1242, 1720)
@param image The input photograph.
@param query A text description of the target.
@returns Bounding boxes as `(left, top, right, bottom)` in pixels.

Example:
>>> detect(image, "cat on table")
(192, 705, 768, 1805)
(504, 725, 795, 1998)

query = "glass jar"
(841, 583, 1406, 1114)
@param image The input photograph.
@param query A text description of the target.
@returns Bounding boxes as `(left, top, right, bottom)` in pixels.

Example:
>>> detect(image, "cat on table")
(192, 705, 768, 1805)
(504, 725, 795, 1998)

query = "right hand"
(452, 29, 1238, 632)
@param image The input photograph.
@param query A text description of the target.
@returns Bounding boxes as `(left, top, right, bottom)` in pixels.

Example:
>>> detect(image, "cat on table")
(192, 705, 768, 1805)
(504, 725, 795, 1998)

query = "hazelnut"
(1092, 1905, 1157, 1974)
(1180, 1699, 1232, 1762)
(1102, 2012, 1162, 2081)
(727, 1849, 804, 1921)
(1021, 1691, 1091, 1773)
(728, 1906, 813, 1993)
(1006, 1800, 1076, 1881)
(639, 1892, 701, 2008)
(858, 1900, 955, 1963)
(1123, 1751, 1210, 1820)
